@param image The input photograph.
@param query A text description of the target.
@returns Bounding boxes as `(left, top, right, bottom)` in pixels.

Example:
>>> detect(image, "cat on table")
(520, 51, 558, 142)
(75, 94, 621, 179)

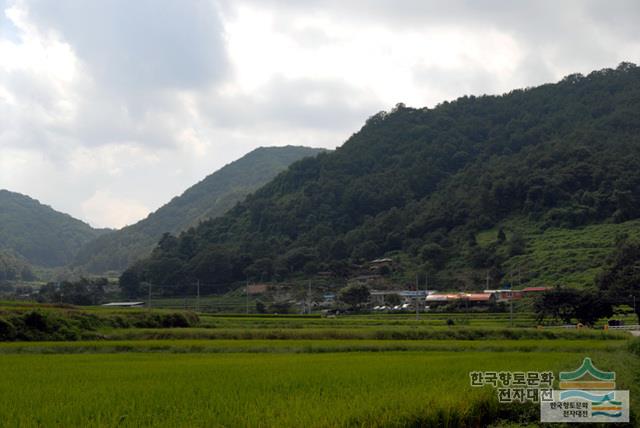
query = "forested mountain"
(0, 190, 107, 267)
(0, 250, 35, 282)
(122, 63, 640, 296)
(75, 146, 325, 273)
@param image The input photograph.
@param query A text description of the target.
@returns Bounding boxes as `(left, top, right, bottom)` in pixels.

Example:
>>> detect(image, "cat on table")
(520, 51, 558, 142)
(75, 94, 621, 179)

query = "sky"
(1, 1, 639, 229)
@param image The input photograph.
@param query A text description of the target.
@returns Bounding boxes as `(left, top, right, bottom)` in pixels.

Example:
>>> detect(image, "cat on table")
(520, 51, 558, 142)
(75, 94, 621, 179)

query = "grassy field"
(0, 337, 630, 354)
(0, 304, 638, 426)
(1, 348, 637, 427)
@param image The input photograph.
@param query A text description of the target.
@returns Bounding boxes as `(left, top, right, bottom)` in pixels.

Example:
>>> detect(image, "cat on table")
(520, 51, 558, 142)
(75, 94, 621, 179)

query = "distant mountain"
(0, 190, 107, 267)
(75, 146, 326, 273)
(124, 63, 640, 294)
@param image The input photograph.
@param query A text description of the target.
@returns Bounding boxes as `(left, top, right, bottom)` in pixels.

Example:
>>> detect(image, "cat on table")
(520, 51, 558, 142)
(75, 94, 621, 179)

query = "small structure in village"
(101, 301, 145, 308)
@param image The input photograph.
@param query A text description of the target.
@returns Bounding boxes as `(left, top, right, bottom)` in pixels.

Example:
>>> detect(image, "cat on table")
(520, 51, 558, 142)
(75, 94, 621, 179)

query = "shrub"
(129, 312, 199, 328)
(0, 317, 16, 340)
(22, 311, 50, 332)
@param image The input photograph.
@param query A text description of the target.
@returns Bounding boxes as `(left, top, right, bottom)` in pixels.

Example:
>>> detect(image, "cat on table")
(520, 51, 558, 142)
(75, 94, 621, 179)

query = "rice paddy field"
(0, 304, 639, 427)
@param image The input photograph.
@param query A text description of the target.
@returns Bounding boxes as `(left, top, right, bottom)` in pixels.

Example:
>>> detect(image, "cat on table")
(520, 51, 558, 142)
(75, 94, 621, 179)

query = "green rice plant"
(99, 325, 629, 342)
(0, 338, 629, 355)
(1, 351, 627, 427)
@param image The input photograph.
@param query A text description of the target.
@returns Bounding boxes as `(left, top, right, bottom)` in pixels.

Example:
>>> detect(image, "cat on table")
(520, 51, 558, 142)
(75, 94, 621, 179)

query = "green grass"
(3, 350, 636, 427)
(0, 338, 629, 354)
(1, 304, 638, 426)
(149, 293, 256, 312)
(477, 217, 640, 288)
(97, 325, 628, 342)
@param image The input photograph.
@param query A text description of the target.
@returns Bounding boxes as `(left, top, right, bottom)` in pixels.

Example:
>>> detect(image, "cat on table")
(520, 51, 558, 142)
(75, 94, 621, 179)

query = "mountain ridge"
(0, 189, 109, 267)
(121, 62, 640, 295)
(74, 145, 326, 273)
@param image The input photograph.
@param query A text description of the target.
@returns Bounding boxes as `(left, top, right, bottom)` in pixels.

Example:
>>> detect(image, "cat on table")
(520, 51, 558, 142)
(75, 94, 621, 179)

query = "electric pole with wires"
(196, 280, 200, 313)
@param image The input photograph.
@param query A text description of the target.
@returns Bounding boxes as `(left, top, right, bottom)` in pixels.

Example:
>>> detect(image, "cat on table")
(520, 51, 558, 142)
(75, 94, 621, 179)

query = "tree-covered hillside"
(123, 63, 640, 295)
(0, 250, 35, 282)
(75, 146, 325, 273)
(0, 190, 107, 267)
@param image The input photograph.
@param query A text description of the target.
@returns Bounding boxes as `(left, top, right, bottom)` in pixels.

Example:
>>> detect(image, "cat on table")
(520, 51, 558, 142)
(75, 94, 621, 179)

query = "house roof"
(426, 294, 463, 301)
(427, 293, 494, 302)
(101, 302, 145, 307)
(370, 258, 393, 264)
(466, 293, 492, 301)
(522, 287, 549, 292)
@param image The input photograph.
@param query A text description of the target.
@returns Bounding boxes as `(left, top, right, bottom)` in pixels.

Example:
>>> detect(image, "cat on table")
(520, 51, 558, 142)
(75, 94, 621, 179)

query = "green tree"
(420, 243, 446, 269)
(37, 278, 108, 305)
(534, 287, 612, 326)
(508, 233, 526, 257)
(534, 287, 582, 324)
(597, 240, 640, 322)
(330, 239, 349, 260)
(351, 241, 379, 263)
(573, 290, 613, 326)
(338, 284, 370, 310)
(386, 293, 402, 306)
(119, 264, 144, 298)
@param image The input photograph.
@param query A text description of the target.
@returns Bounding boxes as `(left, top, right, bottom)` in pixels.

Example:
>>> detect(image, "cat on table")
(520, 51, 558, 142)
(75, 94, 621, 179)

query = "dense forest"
(0, 190, 107, 267)
(0, 250, 35, 282)
(121, 63, 640, 296)
(74, 146, 325, 273)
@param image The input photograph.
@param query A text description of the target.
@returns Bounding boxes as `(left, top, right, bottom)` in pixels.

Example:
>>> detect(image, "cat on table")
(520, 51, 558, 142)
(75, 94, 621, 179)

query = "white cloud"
(24, 0, 229, 91)
(81, 190, 150, 229)
(1, 0, 639, 229)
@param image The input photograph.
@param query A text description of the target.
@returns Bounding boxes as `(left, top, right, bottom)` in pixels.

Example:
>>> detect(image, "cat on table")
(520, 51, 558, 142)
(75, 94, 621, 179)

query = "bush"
(0, 309, 199, 342)
(22, 311, 50, 332)
(130, 312, 199, 328)
(0, 317, 16, 340)
(162, 313, 191, 328)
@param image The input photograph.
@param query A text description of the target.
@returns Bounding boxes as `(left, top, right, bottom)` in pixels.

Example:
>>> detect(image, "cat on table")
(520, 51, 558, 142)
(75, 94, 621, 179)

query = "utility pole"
(465, 282, 469, 314)
(196, 280, 200, 313)
(486, 271, 490, 289)
(425, 271, 429, 315)
(509, 270, 513, 328)
(245, 278, 249, 314)
(415, 273, 420, 321)
(509, 293, 513, 327)
(147, 282, 152, 310)
(308, 280, 312, 315)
